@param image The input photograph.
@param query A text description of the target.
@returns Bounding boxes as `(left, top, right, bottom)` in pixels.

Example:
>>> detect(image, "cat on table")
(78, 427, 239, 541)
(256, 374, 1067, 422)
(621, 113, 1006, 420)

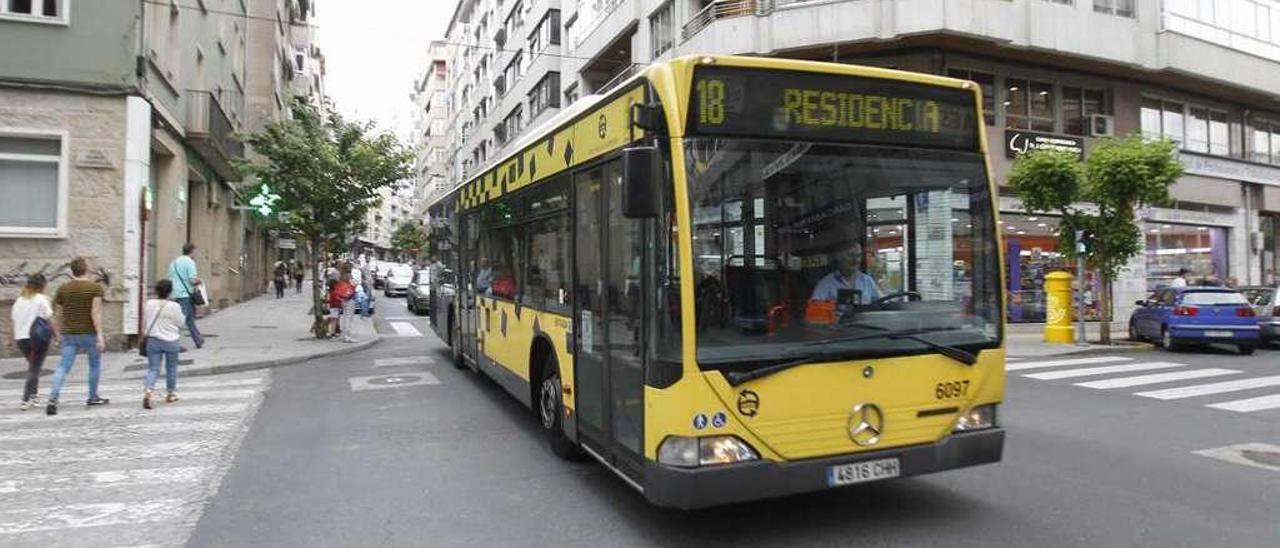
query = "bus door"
(458, 212, 479, 362)
(574, 159, 646, 480)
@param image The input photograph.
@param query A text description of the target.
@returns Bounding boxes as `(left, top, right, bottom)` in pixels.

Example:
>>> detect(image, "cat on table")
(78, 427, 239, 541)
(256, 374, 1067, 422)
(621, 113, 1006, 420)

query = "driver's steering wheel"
(868, 291, 923, 307)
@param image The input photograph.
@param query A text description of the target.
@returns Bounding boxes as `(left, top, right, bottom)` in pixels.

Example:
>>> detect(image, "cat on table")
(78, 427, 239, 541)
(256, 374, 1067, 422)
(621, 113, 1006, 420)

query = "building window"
(946, 69, 995, 126)
(0, 131, 67, 236)
(504, 1, 525, 46)
(503, 50, 524, 91)
(1093, 0, 1134, 17)
(564, 84, 579, 106)
(529, 9, 561, 56)
(650, 2, 674, 58)
(0, 0, 65, 23)
(528, 72, 561, 119)
(1005, 78, 1054, 132)
(1248, 117, 1280, 164)
(499, 106, 524, 146)
(1061, 87, 1110, 136)
(1143, 98, 1230, 156)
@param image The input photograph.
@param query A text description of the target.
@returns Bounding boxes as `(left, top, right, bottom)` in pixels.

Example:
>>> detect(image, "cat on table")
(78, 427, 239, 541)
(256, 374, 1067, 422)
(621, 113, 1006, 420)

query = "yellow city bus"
(426, 55, 1005, 509)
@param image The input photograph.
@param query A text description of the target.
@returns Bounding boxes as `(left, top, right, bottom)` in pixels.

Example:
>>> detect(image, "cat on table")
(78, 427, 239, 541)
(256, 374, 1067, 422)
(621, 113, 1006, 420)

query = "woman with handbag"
(141, 279, 187, 409)
(10, 274, 54, 410)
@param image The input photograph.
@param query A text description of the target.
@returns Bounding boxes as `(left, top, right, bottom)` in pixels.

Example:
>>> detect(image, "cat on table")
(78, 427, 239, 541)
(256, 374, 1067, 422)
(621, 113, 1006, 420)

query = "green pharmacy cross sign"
(248, 183, 281, 216)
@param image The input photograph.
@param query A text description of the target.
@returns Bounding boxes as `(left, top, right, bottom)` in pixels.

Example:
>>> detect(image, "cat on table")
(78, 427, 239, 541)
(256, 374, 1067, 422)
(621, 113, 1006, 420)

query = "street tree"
(1007, 134, 1183, 343)
(240, 98, 412, 337)
(391, 221, 428, 264)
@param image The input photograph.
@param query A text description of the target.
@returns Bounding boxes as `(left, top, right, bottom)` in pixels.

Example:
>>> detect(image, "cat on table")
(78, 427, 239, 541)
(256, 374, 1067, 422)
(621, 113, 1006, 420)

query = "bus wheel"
(539, 358, 581, 460)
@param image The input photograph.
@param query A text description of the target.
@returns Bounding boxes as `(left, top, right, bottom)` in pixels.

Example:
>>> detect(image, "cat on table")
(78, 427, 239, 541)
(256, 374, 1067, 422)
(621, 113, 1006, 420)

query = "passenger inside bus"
(476, 256, 493, 295)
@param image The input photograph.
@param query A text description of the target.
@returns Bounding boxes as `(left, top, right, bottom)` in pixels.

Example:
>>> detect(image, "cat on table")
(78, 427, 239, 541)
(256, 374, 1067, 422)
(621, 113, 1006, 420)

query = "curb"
(120, 335, 382, 378)
(1008, 341, 1154, 359)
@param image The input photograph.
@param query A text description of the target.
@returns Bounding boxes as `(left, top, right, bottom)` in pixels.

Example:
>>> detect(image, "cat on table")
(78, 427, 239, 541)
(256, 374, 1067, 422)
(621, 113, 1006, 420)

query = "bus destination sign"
(688, 66, 980, 150)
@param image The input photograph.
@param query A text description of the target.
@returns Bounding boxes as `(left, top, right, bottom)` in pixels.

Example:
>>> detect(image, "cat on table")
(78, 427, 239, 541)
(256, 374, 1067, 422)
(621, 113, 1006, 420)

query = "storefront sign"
(75, 148, 114, 168)
(1004, 130, 1084, 160)
(1178, 152, 1280, 187)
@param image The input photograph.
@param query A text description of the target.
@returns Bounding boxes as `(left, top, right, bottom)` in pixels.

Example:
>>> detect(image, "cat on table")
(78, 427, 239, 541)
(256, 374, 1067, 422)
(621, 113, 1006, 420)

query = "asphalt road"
(188, 300, 1280, 547)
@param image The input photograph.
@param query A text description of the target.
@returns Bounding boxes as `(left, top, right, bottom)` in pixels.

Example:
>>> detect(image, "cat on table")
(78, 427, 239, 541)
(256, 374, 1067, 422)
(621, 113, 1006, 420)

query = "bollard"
(1043, 271, 1074, 344)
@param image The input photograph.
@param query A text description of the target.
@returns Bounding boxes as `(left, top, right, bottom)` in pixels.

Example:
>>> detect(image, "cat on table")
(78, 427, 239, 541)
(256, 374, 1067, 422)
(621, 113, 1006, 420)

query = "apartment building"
(437, 0, 1280, 324)
(356, 181, 417, 260)
(0, 0, 324, 353)
(411, 41, 453, 214)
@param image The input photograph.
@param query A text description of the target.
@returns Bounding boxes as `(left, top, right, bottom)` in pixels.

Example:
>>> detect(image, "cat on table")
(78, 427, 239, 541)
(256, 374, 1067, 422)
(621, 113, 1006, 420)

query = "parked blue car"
(1128, 287, 1259, 355)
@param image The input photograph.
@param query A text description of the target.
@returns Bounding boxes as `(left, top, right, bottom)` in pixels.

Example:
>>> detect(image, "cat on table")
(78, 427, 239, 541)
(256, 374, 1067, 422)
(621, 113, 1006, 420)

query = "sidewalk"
(0, 287, 379, 385)
(1006, 330, 1152, 358)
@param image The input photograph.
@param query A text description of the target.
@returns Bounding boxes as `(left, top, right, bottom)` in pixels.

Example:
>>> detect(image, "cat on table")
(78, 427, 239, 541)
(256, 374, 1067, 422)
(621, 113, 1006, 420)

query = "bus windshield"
(685, 138, 1002, 367)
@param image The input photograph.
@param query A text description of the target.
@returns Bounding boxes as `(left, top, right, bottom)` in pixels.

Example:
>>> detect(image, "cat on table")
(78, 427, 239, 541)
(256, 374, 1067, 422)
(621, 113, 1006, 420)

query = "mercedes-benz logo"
(848, 402, 885, 447)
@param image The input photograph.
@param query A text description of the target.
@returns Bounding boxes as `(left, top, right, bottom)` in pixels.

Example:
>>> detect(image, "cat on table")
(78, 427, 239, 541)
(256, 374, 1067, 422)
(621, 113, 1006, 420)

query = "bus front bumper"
(644, 428, 1004, 510)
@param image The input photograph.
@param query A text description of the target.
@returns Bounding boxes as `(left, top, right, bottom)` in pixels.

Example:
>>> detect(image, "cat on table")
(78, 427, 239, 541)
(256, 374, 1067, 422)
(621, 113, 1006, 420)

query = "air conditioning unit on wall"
(1088, 114, 1115, 137)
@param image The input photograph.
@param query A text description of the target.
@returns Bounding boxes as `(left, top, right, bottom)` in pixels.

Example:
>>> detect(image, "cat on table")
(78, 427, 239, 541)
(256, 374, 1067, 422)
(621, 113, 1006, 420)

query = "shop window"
(0, 131, 65, 236)
(946, 69, 996, 126)
(1144, 222, 1229, 291)
(1005, 78, 1053, 132)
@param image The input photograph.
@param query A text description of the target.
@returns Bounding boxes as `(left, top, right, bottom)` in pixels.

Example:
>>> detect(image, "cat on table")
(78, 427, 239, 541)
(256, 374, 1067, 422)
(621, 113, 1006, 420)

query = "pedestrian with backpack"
(10, 274, 54, 410)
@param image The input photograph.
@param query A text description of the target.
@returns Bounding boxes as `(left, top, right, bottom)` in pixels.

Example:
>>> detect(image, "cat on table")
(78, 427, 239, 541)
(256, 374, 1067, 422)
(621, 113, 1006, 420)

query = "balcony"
(186, 91, 244, 182)
(683, 0, 769, 41)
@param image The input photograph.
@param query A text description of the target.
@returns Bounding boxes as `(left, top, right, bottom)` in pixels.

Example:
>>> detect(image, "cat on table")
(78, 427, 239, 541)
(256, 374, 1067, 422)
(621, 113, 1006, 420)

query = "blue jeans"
(175, 297, 204, 347)
(145, 337, 181, 392)
(49, 333, 102, 402)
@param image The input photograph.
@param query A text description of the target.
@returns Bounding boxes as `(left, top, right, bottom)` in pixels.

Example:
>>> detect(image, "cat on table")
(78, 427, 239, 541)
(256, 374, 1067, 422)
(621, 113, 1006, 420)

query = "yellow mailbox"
(1043, 271, 1074, 344)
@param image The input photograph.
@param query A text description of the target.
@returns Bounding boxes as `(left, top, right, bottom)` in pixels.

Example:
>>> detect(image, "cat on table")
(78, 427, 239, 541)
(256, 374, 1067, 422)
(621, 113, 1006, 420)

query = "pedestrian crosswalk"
(0, 371, 270, 547)
(388, 320, 424, 337)
(1009, 355, 1280, 413)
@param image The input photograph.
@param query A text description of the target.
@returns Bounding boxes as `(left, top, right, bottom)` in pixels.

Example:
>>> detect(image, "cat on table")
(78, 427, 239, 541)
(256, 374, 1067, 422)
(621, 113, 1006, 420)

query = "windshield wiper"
(724, 357, 818, 386)
(802, 327, 978, 366)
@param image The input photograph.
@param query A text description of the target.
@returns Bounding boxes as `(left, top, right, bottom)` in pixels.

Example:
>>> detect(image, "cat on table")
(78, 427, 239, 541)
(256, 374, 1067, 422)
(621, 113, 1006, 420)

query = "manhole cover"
(1241, 450, 1280, 467)
(3, 369, 52, 380)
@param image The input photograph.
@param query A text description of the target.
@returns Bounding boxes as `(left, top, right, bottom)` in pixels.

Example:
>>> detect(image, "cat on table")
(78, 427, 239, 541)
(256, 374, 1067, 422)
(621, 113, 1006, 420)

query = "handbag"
(177, 274, 206, 306)
(138, 302, 168, 356)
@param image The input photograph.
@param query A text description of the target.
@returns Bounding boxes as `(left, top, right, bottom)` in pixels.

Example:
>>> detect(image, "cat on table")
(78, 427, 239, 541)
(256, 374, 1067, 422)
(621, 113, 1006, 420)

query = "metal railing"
(598, 63, 644, 95)
(682, 0, 773, 41)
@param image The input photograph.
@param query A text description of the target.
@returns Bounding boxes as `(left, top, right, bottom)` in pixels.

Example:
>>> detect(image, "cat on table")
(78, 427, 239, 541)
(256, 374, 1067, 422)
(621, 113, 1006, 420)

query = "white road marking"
(1075, 368, 1241, 389)
(0, 466, 209, 495)
(0, 440, 227, 467)
(379, 316, 422, 321)
(0, 418, 237, 443)
(1193, 443, 1280, 473)
(1136, 375, 1280, 400)
(347, 372, 440, 392)
(373, 356, 435, 368)
(0, 402, 250, 425)
(1023, 362, 1185, 380)
(388, 321, 423, 337)
(1005, 356, 1133, 372)
(0, 499, 186, 535)
(0, 376, 265, 399)
(1206, 394, 1280, 413)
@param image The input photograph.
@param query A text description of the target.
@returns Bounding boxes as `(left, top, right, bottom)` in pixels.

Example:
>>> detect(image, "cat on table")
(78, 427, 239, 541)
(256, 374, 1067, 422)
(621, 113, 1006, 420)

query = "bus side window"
(523, 211, 570, 314)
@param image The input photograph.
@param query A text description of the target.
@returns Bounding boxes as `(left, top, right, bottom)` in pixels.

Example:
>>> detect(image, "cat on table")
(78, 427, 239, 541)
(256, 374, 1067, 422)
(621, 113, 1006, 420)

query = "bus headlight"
(953, 404, 998, 432)
(657, 435, 760, 467)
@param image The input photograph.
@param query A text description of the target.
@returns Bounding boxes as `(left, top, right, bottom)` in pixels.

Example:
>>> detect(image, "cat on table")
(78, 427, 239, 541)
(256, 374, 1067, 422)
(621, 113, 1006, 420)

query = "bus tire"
(539, 357, 581, 460)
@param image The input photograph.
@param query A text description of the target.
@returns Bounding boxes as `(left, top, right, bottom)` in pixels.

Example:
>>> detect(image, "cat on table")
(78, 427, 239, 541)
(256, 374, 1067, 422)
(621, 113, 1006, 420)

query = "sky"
(316, 1, 454, 141)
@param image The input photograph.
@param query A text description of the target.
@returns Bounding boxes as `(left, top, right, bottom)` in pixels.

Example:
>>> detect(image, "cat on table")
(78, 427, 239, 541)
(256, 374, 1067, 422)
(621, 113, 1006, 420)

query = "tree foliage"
(239, 98, 412, 337)
(391, 221, 428, 259)
(1007, 134, 1182, 342)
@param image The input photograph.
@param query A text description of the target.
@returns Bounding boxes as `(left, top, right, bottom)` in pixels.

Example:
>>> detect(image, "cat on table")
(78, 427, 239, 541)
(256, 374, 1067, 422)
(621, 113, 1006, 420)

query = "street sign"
(277, 238, 297, 250)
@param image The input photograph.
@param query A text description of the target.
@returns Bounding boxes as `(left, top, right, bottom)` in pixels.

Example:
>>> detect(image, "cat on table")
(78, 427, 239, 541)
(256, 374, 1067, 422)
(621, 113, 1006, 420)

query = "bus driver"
(811, 242, 882, 305)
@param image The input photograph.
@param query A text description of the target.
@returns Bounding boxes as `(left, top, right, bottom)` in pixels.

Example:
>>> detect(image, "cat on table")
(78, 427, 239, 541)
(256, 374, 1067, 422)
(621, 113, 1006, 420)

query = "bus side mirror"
(622, 146, 659, 218)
